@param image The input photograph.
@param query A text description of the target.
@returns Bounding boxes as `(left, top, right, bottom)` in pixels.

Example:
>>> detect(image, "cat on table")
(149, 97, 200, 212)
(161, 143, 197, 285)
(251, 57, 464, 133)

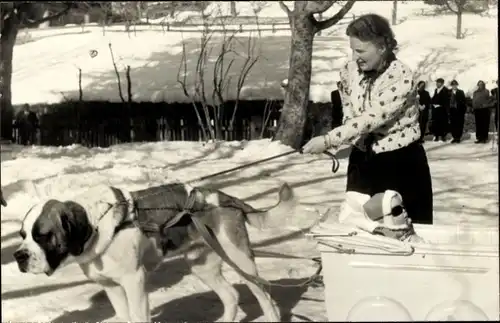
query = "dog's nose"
(14, 248, 30, 263)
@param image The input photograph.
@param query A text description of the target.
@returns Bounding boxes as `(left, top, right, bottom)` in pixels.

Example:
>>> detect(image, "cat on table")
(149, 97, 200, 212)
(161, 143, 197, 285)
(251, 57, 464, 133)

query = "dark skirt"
(346, 142, 434, 224)
(474, 109, 491, 141)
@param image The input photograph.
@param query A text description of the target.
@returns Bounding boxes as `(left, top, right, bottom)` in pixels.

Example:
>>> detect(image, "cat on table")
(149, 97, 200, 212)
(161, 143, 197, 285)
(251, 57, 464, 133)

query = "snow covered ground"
(12, 1, 497, 106)
(1, 136, 498, 322)
(2, 1, 498, 320)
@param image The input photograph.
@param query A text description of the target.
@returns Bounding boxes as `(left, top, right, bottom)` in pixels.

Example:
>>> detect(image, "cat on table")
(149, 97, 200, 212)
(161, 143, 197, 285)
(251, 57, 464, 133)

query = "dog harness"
(107, 185, 322, 289)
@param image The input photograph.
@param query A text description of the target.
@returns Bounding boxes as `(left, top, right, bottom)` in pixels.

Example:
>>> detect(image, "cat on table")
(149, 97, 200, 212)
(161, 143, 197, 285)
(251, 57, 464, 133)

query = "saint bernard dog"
(14, 182, 299, 322)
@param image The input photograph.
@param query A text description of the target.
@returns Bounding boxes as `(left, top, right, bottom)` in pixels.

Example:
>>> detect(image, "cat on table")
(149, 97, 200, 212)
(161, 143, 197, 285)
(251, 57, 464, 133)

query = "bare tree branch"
(176, 33, 209, 141)
(278, 1, 292, 16)
(444, 0, 459, 14)
(229, 32, 259, 130)
(315, 0, 356, 31)
(108, 43, 125, 103)
(24, 3, 72, 27)
(305, 0, 340, 14)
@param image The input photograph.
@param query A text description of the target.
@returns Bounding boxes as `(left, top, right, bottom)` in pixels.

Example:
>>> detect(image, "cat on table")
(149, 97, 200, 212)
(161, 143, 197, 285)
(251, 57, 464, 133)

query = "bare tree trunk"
(273, 14, 315, 149)
(392, 0, 398, 25)
(456, 10, 462, 39)
(230, 2, 237, 17)
(0, 18, 19, 141)
(317, 13, 323, 35)
(136, 2, 142, 21)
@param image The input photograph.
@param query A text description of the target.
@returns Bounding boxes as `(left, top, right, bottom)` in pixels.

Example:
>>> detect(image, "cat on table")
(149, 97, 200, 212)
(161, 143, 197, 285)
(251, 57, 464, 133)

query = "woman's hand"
(301, 135, 331, 154)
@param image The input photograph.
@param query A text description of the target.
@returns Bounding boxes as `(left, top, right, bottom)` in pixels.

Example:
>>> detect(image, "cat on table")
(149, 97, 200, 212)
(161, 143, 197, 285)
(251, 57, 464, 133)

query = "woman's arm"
(325, 61, 415, 148)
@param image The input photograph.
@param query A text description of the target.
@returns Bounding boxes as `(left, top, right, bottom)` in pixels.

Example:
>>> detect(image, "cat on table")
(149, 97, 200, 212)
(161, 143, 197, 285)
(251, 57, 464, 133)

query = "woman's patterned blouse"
(327, 59, 420, 153)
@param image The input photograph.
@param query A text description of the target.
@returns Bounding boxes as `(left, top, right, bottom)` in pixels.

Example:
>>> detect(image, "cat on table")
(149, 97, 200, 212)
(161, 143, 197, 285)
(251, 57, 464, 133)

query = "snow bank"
(1, 134, 498, 322)
(11, 1, 498, 106)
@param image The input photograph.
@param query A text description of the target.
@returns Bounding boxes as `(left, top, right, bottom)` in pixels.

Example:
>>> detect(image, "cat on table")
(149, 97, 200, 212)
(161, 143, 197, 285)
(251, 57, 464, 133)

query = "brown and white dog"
(14, 182, 299, 322)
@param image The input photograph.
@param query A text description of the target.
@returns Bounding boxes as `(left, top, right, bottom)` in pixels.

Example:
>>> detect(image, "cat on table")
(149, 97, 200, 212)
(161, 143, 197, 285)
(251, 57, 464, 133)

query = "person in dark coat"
(491, 80, 498, 131)
(416, 81, 431, 143)
(15, 104, 39, 145)
(331, 81, 344, 128)
(472, 80, 491, 143)
(448, 80, 467, 143)
(430, 78, 450, 141)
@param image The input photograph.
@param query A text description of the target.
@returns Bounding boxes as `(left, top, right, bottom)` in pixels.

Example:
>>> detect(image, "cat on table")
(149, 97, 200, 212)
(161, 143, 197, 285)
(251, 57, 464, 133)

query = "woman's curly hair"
(346, 14, 399, 54)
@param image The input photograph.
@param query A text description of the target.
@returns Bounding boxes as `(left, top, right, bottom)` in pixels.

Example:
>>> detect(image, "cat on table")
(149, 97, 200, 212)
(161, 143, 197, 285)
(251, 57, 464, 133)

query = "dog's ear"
(60, 201, 94, 256)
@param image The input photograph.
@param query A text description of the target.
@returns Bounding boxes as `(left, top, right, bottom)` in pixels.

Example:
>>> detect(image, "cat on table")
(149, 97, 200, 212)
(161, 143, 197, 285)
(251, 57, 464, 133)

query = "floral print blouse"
(326, 59, 421, 153)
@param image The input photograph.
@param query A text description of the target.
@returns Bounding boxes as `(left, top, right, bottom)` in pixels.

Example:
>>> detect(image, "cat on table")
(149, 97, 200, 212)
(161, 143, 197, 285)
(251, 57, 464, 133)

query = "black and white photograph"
(1, 0, 498, 322)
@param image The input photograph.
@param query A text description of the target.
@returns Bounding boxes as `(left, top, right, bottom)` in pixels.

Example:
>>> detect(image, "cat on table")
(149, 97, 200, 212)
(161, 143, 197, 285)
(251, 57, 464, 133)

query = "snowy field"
(2, 1, 498, 321)
(1, 136, 498, 322)
(12, 1, 497, 106)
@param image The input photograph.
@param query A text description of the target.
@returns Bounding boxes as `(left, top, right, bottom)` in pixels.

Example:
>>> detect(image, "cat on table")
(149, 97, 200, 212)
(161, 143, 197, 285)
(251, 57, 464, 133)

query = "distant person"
(491, 80, 498, 131)
(15, 104, 39, 145)
(448, 80, 467, 143)
(430, 78, 450, 142)
(331, 81, 344, 128)
(472, 80, 491, 143)
(416, 81, 431, 143)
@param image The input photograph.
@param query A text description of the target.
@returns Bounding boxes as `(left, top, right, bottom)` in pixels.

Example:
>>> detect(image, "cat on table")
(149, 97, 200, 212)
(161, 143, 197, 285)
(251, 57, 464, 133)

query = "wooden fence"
(12, 14, 362, 148)
(33, 13, 358, 35)
(11, 100, 285, 147)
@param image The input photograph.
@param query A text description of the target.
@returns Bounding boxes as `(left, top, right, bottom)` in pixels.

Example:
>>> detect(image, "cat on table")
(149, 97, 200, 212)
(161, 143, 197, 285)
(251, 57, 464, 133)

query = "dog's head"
(14, 199, 94, 275)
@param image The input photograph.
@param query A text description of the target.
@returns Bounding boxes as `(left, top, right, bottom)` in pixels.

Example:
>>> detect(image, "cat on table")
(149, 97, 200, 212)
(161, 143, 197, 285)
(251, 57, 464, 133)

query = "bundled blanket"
(338, 190, 424, 243)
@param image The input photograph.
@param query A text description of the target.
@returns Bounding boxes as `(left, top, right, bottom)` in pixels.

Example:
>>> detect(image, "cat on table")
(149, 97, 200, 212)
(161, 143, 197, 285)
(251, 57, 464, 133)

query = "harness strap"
(128, 187, 322, 288)
(190, 215, 271, 287)
(175, 188, 322, 289)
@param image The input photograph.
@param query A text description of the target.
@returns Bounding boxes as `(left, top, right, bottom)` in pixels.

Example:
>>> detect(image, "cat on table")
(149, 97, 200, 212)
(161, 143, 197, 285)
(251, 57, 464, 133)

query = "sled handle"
(317, 238, 415, 256)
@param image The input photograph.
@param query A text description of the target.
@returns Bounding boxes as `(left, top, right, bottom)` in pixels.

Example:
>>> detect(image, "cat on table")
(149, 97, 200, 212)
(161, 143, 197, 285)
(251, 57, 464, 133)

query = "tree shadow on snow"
(1, 280, 91, 301)
(152, 277, 312, 322)
(169, 140, 250, 173)
(59, 34, 345, 109)
(50, 256, 312, 322)
(51, 257, 190, 323)
(1, 241, 21, 265)
(1, 230, 20, 244)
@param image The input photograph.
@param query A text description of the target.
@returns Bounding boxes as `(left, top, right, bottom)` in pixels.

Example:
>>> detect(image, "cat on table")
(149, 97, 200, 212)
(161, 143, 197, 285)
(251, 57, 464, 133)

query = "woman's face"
(418, 82, 426, 90)
(349, 36, 385, 72)
(477, 81, 485, 89)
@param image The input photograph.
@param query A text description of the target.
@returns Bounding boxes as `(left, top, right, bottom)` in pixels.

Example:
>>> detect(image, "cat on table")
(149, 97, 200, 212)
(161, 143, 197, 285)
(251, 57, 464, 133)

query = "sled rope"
(99, 148, 340, 217)
(189, 149, 339, 184)
(170, 188, 323, 289)
(119, 188, 323, 289)
(93, 148, 339, 289)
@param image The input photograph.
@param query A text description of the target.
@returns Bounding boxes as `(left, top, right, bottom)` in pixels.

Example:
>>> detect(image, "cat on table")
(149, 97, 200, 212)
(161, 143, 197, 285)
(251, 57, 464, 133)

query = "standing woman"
(302, 13, 433, 225)
(416, 81, 431, 143)
(472, 80, 491, 143)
